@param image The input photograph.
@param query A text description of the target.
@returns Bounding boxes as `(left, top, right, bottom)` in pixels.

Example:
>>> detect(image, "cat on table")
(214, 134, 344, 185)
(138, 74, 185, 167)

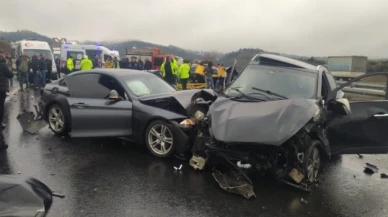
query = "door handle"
(373, 113, 388, 118)
(72, 103, 89, 108)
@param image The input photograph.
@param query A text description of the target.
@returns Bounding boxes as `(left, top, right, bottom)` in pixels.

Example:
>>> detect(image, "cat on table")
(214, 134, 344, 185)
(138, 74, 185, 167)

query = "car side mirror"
(109, 90, 120, 101)
(328, 98, 351, 115)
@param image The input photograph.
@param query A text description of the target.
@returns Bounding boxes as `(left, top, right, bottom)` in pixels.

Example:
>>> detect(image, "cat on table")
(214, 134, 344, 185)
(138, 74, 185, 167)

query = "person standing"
(55, 56, 61, 78)
(113, 57, 120, 68)
(127, 56, 139, 70)
(92, 55, 100, 69)
(104, 57, 114, 68)
(0, 50, 14, 130)
(160, 56, 177, 86)
(37, 54, 47, 88)
(217, 63, 226, 91)
(144, 58, 152, 70)
(80, 55, 93, 70)
(138, 58, 144, 70)
(31, 53, 39, 87)
(17, 53, 30, 91)
(5, 54, 13, 88)
(45, 57, 52, 83)
(66, 56, 74, 74)
(178, 59, 190, 90)
(205, 61, 215, 89)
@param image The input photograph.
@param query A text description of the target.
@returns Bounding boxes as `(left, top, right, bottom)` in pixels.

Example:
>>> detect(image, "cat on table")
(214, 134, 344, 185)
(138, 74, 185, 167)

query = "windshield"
(23, 49, 53, 59)
(225, 65, 317, 99)
(124, 74, 176, 97)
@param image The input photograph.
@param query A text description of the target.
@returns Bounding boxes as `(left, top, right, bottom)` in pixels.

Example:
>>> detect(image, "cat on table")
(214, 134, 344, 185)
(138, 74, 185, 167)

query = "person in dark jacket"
(36, 54, 47, 88)
(205, 61, 215, 89)
(31, 53, 40, 87)
(137, 58, 144, 70)
(55, 57, 61, 78)
(127, 56, 139, 70)
(92, 55, 100, 69)
(45, 57, 52, 83)
(0, 49, 14, 130)
(144, 58, 152, 71)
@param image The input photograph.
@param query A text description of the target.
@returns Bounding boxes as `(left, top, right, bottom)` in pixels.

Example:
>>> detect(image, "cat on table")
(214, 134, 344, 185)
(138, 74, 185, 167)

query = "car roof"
(250, 53, 319, 73)
(70, 69, 151, 77)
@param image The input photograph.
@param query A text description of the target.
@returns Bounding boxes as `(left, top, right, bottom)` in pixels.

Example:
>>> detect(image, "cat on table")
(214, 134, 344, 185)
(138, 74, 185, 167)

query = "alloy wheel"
(48, 107, 64, 132)
(307, 147, 320, 182)
(147, 124, 173, 155)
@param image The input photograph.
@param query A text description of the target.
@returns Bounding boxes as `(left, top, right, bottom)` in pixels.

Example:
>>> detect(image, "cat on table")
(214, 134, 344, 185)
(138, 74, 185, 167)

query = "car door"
(64, 73, 133, 137)
(327, 72, 388, 155)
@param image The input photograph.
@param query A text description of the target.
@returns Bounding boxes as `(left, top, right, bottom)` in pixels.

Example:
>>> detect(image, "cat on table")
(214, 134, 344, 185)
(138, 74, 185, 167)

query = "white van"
(60, 44, 113, 71)
(11, 40, 58, 80)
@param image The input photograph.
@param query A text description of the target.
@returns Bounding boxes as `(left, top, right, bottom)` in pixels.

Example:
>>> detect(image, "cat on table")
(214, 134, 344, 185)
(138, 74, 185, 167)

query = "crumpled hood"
(208, 97, 319, 146)
(139, 89, 215, 109)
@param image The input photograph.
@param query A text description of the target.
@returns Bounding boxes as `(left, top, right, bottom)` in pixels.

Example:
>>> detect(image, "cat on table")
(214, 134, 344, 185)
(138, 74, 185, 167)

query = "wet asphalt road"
(0, 88, 388, 217)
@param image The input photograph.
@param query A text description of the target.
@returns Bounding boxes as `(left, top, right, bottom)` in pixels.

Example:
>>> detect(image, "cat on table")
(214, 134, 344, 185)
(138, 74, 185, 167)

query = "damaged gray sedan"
(187, 54, 388, 196)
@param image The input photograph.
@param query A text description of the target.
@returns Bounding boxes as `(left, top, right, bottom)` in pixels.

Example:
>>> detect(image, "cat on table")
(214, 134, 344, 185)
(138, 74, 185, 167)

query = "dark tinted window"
(86, 49, 102, 59)
(65, 74, 110, 99)
(99, 75, 126, 99)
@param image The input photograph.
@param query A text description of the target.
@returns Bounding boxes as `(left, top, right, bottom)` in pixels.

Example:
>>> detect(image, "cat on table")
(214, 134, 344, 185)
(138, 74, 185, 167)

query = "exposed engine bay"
(186, 91, 329, 198)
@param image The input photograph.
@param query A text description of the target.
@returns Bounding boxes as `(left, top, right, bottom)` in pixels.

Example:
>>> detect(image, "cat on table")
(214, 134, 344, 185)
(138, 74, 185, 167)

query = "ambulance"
(11, 39, 59, 80)
(60, 44, 113, 71)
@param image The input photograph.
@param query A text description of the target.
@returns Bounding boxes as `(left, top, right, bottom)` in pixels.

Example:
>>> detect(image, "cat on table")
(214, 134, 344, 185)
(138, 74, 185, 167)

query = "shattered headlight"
(194, 110, 205, 121)
(179, 119, 195, 128)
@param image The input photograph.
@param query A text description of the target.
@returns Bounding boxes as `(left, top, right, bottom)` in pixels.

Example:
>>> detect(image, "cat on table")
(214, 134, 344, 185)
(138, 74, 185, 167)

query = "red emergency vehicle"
(125, 47, 175, 70)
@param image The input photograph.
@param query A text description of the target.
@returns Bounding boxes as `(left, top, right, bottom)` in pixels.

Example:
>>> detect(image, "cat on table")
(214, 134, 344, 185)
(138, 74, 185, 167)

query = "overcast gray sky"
(1, 0, 387, 56)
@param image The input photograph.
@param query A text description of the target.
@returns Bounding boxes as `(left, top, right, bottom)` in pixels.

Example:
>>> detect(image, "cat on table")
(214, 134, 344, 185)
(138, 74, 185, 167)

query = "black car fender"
(42, 92, 71, 120)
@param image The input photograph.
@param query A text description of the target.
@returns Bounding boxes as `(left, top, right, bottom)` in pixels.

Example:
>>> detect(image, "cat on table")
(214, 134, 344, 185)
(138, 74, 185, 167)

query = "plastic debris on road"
(364, 163, 379, 174)
(174, 164, 183, 171)
(381, 173, 388, 179)
(16, 106, 47, 135)
(212, 170, 256, 199)
(189, 155, 206, 170)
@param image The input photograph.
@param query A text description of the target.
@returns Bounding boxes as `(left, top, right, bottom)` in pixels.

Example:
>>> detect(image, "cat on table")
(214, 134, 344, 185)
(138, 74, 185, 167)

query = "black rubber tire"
(302, 140, 322, 183)
(144, 120, 175, 158)
(47, 104, 70, 136)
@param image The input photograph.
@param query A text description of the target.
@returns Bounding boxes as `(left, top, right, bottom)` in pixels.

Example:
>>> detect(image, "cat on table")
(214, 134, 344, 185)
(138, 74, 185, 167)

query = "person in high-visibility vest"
(66, 56, 74, 73)
(218, 63, 227, 91)
(104, 57, 114, 68)
(178, 59, 190, 90)
(80, 55, 93, 70)
(194, 62, 205, 83)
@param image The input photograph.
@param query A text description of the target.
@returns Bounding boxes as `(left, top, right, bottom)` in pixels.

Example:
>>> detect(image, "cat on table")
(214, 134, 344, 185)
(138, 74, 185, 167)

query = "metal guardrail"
(336, 81, 386, 90)
(342, 87, 385, 96)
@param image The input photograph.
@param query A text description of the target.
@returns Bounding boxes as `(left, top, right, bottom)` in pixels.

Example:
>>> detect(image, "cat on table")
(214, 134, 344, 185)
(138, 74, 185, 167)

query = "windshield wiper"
(228, 87, 265, 101)
(252, 87, 288, 99)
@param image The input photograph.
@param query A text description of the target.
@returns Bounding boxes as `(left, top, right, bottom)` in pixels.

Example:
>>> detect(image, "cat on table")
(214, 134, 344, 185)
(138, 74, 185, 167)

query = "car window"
(339, 74, 387, 102)
(64, 73, 110, 99)
(99, 75, 126, 99)
(325, 72, 337, 91)
(123, 74, 176, 97)
(225, 65, 317, 99)
(67, 51, 83, 61)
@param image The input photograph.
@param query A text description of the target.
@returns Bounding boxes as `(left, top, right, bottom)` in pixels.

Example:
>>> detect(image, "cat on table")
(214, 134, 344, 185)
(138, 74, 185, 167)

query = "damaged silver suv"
(187, 54, 388, 196)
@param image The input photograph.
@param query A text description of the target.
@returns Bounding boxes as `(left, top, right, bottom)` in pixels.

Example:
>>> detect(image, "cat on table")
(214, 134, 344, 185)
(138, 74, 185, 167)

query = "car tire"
(145, 120, 175, 158)
(47, 104, 70, 136)
(302, 140, 322, 183)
